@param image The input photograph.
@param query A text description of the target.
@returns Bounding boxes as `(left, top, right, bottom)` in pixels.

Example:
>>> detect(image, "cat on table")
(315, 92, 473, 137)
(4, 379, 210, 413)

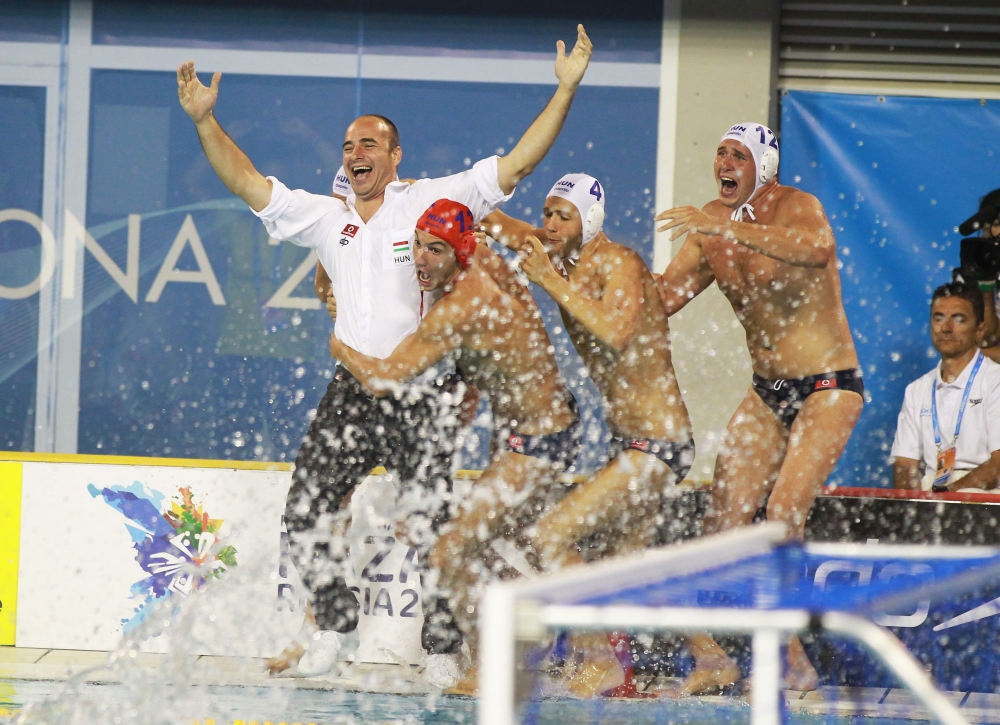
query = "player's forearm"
(538, 273, 636, 351)
(481, 211, 537, 251)
(720, 221, 833, 268)
(892, 458, 922, 490)
(497, 84, 577, 195)
(982, 289, 1000, 346)
(950, 452, 1000, 491)
(194, 114, 272, 212)
(314, 263, 330, 302)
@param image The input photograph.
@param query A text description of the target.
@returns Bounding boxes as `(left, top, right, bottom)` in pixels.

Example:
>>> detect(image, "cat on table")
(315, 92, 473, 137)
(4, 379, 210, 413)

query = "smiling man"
(653, 122, 863, 694)
(330, 199, 582, 694)
(176, 24, 592, 677)
(892, 282, 1000, 492)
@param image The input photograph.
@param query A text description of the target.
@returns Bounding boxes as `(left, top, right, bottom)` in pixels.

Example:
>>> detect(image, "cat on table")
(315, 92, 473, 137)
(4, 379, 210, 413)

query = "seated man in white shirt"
(892, 282, 1000, 492)
(175, 24, 593, 676)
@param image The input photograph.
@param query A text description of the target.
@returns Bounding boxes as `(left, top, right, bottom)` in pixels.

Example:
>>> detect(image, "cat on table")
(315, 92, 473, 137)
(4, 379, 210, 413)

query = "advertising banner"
(780, 91, 1000, 488)
(15, 460, 302, 656)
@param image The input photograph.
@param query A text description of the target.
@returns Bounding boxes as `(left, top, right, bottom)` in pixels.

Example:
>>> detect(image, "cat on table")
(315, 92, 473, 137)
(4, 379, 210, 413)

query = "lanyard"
(932, 352, 984, 450)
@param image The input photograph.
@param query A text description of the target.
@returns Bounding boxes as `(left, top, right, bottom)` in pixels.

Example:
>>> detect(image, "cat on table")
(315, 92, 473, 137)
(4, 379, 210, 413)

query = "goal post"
(479, 523, 1000, 725)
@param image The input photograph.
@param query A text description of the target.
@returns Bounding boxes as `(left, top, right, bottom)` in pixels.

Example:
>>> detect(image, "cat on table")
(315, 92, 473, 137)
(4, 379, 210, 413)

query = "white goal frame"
(478, 524, 1000, 725)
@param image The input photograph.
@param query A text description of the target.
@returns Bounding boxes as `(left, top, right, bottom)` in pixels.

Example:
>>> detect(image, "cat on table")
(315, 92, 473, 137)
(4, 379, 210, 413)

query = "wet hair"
(931, 281, 985, 325)
(357, 114, 400, 150)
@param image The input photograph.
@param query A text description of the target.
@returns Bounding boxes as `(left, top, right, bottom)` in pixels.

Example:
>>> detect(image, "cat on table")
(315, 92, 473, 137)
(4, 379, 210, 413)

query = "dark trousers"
(286, 367, 464, 653)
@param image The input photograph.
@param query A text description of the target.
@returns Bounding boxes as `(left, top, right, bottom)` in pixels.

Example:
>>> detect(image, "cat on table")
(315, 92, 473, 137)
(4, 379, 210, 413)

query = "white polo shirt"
(891, 353, 1000, 484)
(254, 156, 511, 359)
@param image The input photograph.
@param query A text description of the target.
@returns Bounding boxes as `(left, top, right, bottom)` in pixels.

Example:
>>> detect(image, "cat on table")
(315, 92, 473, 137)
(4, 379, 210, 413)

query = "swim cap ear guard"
(546, 173, 606, 244)
(759, 147, 780, 184)
(584, 204, 605, 243)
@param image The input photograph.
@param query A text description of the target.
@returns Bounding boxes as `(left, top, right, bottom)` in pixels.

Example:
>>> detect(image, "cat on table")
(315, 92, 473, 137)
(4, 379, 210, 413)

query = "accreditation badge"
(934, 447, 956, 489)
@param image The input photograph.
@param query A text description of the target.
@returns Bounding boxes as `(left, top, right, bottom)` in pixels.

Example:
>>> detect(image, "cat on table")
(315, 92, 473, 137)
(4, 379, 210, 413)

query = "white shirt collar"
(936, 351, 982, 389)
(345, 178, 407, 218)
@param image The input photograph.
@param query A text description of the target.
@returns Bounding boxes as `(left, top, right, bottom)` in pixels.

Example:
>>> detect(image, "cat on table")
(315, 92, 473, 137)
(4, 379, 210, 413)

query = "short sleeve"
(890, 381, 923, 462)
(409, 156, 514, 221)
(252, 176, 346, 250)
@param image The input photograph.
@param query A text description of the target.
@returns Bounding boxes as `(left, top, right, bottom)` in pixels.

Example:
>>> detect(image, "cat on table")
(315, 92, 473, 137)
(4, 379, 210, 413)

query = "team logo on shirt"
(342, 224, 359, 238)
(970, 398, 983, 406)
(384, 228, 415, 268)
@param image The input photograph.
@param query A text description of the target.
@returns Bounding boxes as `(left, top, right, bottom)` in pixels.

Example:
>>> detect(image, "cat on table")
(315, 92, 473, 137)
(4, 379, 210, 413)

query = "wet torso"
(563, 240, 691, 441)
(448, 250, 573, 436)
(701, 186, 858, 379)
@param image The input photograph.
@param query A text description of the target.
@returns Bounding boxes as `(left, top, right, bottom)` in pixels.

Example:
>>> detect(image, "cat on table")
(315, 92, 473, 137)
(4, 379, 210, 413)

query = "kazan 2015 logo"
(89, 482, 237, 632)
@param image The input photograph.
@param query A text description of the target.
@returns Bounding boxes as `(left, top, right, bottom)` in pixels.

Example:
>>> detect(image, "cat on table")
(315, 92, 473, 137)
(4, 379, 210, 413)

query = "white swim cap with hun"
(333, 166, 352, 198)
(546, 173, 606, 244)
(720, 122, 779, 222)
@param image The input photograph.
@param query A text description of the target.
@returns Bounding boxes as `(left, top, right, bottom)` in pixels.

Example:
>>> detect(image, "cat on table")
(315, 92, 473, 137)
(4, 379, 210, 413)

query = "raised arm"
(329, 301, 466, 394)
(177, 61, 272, 212)
(481, 210, 543, 252)
(495, 25, 592, 195)
(656, 233, 716, 317)
(655, 191, 836, 269)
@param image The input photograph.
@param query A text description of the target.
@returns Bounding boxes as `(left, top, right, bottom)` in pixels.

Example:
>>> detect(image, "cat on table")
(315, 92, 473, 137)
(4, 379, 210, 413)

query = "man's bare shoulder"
(702, 199, 731, 218)
(594, 239, 649, 274)
(449, 264, 502, 310)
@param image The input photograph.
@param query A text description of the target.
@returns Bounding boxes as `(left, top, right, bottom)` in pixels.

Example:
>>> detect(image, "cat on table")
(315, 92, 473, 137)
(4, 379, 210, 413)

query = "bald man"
(176, 24, 593, 676)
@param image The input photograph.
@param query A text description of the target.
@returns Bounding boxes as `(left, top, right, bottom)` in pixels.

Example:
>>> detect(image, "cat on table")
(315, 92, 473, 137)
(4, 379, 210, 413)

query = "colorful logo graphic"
(88, 482, 237, 631)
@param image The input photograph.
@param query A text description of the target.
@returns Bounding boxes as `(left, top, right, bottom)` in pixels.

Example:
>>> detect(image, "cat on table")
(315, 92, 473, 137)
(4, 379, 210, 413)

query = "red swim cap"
(416, 199, 477, 270)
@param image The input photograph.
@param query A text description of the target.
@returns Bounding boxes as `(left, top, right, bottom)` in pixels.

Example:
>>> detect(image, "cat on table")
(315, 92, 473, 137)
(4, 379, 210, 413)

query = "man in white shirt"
(176, 24, 593, 675)
(892, 282, 1000, 492)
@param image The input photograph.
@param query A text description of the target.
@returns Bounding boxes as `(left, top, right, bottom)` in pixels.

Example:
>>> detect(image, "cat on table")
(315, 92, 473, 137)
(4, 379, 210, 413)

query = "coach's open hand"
(177, 61, 221, 125)
(555, 24, 593, 90)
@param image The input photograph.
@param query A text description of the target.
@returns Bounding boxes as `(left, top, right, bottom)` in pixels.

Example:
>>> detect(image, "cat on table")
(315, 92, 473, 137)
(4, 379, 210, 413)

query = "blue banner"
(77, 69, 658, 467)
(780, 91, 1000, 488)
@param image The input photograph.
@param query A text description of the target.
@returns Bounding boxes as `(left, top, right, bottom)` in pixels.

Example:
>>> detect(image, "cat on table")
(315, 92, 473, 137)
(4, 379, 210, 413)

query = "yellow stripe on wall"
(0, 462, 23, 645)
(0, 451, 293, 472)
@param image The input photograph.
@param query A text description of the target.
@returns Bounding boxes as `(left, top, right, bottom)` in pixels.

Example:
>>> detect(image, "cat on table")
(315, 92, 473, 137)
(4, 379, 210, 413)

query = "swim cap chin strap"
(720, 123, 780, 222)
(547, 173, 606, 245)
(416, 199, 477, 270)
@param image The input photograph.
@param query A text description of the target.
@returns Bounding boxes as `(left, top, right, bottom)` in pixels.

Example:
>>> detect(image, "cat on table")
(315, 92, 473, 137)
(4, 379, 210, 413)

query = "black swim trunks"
(752, 368, 864, 427)
(498, 395, 582, 471)
(608, 437, 696, 482)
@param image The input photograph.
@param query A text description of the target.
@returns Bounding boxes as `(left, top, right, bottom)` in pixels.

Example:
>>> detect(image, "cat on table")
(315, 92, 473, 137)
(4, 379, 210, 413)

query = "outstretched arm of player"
(496, 25, 592, 195)
(655, 192, 836, 268)
(314, 262, 331, 303)
(177, 61, 272, 212)
(480, 210, 543, 252)
(519, 235, 642, 351)
(329, 302, 466, 395)
(656, 232, 716, 316)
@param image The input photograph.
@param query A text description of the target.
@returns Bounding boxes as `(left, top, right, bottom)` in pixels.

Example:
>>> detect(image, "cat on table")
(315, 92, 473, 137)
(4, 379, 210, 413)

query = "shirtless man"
(176, 24, 592, 678)
(654, 122, 864, 693)
(329, 199, 582, 694)
(481, 174, 694, 696)
(483, 176, 693, 562)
